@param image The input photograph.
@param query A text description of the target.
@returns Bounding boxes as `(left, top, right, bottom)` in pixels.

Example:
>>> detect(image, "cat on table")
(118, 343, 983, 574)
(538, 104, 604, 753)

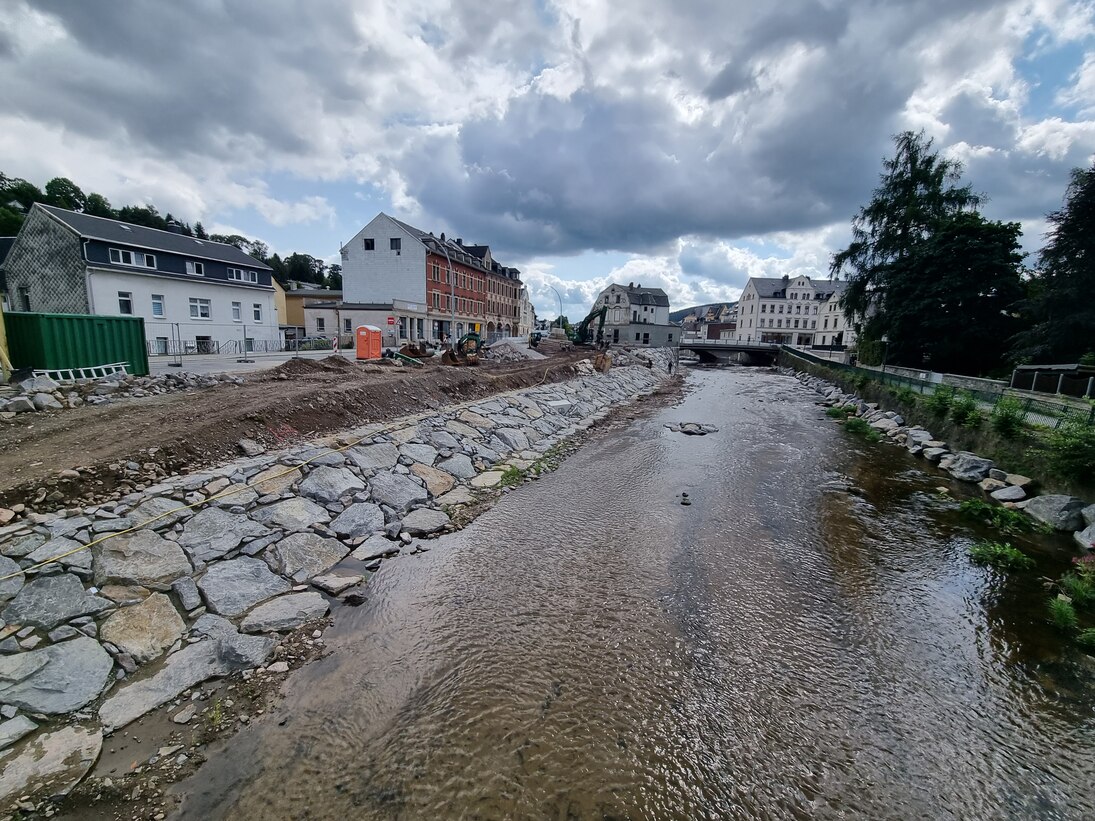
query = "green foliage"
(43, 176, 86, 211)
(842, 416, 881, 441)
(499, 465, 524, 488)
(968, 541, 1035, 571)
(832, 131, 1023, 375)
(950, 392, 983, 428)
(959, 499, 1049, 535)
(1077, 628, 1095, 650)
(1044, 419, 1095, 482)
(1059, 572, 1095, 608)
(894, 385, 918, 405)
(1012, 165, 1095, 364)
(852, 373, 869, 391)
(1048, 597, 1078, 631)
(825, 407, 852, 418)
(925, 387, 954, 417)
(1081, 351, 1095, 367)
(209, 699, 225, 730)
(990, 396, 1025, 439)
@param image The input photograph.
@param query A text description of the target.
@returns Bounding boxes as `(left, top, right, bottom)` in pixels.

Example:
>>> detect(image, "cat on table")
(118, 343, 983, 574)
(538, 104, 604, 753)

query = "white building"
(735, 274, 853, 348)
(591, 282, 676, 346)
(1, 204, 280, 355)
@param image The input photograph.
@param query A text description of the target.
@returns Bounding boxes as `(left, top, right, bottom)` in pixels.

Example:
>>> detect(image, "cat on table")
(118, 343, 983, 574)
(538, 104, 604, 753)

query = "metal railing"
(783, 347, 1095, 429)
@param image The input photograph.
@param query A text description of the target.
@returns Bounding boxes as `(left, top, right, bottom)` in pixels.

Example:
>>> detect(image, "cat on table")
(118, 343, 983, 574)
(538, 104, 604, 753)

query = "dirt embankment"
(0, 353, 590, 511)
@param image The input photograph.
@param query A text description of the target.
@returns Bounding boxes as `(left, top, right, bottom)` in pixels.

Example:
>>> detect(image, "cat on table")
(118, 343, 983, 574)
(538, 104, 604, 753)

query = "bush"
(951, 392, 983, 428)
(1045, 419, 1095, 482)
(825, 407, 852, 419)
(959, 499, 1048, 535)
(843, 416, 881, 441)
(990, 396, 1025, 439)
(1048, 597, 1078, 631)
(925, 387, 954, 417)
(894, 385, 918, 405)
(1080, 351, 1095, 367)
(968, 541, 1035, 571)
(1059, 572, 1095, 608)
(852, 373, 870, 391)
(1077, 628, 1095, 650)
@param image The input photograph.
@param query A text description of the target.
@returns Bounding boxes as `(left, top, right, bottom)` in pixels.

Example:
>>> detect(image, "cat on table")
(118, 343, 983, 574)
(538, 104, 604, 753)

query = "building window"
(316, 317, 325, 332)
(668, 333, 673, 342)
(186, 261, 205, 276)
(189, 297, 211, 319)
(643, 332, 650, 345)
(118, 292, 133, 314)
(109, 248, 133, 266)
(635, 332, 641, 341)
(343, 318, 352, 333)
(390, 238, 401, 252)
(227, 268, 258, 283)
(433, 292, 440, 308)
(253, 304, 262, 322)
(151, 294, 165, 317)
(142, 253, 156, 268)
(18, 287, 30, 311)
(232, 302, 242, 321)
(364, 238, 375, 250)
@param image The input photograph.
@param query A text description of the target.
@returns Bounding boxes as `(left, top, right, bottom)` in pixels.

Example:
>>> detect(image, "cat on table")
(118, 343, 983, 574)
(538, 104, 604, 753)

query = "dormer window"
(186, 261, 205, 276)
(110, 248, 156, 269)
(228, 267, 258, 283)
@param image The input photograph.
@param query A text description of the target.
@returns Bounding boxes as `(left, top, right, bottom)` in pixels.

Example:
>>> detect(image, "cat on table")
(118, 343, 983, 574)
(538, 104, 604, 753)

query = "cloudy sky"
(2, 0, 1094, 320)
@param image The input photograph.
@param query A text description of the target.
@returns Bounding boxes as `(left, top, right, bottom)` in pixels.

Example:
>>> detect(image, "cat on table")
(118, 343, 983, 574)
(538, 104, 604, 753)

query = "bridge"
(679, 339, 783, 365)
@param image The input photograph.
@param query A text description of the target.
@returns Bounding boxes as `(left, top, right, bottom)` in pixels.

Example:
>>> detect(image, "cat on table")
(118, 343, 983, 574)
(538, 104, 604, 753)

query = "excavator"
(568, 306, 608, 346)
(441, 332, 484, 366)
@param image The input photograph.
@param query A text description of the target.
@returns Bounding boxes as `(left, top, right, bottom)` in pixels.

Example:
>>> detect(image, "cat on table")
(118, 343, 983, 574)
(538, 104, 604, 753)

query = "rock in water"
(401, 508, 451, 535)
(240, 592, 329, 633)
(266, 533, 348, 583)
(0, 725, 102, 809)
(368, 473, 429, 513)
(1025, 495, 1088, 532)
(330, 503, 385, 538)
(943, 452, 995, 482)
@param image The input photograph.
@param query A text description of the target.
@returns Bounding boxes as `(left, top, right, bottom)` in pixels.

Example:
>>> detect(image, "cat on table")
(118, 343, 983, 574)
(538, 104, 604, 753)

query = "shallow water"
(172, 367, 1095, 820)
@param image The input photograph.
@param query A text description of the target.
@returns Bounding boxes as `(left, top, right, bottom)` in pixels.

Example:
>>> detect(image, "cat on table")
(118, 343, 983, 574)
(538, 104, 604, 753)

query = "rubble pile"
(0, 352, 674, 812)
(483, 339, 546, 363)
(0, 371, 243, 417)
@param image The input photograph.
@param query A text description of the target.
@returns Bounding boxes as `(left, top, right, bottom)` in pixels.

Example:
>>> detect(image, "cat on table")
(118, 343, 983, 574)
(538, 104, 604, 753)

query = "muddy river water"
(172, 367, 1095, 820)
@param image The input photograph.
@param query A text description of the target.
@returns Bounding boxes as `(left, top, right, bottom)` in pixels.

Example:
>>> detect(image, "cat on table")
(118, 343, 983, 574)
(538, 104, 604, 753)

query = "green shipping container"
(4, 312, 150, 377)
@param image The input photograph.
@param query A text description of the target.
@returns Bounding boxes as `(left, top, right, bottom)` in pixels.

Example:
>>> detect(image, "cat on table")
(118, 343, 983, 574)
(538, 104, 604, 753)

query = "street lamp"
(881, 334, 890, 376)
(548, 286, 563, 331)
(438, 239, 456, 345)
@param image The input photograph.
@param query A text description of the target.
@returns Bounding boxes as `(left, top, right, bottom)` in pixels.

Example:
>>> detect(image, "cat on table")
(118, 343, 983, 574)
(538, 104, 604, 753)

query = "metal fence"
(145, 337, 343, 357)
(782, 346, 1095, 429)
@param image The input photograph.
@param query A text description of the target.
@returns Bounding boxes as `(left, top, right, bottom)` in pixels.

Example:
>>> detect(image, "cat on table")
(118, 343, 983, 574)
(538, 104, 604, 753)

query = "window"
(390, 238, 401, 252)
(635, 332, 641, 341)
(227, 268, 258, 283)
(18, 287, 30, 311)
(433, 292, 440, 308)
(109, 248, 154, 268)
(109, 248, 133, 265)
(364, 238, 375, 250)
(232, 302, 241, 321)
(642, 332, 650, 345)
(668, 333, 673, 342)
(632, 310, 638, 322)
(118, 292, 133, 314)
(151, 294, 165, 317)
(615, 294, 620, 303)
(186, 261, 205, 276)
(189, 297, 211, 319)
(142, 253, 156, 268)
(316, 317, 325, 332)
(343, 318, 352, 333)
(253, 304, 262, 322)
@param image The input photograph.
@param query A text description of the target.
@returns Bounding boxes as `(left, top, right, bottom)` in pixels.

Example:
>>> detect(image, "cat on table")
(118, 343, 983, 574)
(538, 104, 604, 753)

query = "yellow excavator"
(441, 332, 484, 366)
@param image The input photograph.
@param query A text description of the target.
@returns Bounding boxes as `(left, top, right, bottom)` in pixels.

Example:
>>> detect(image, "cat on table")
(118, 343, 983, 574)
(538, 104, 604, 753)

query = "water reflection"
(172, 368, 1095, 821)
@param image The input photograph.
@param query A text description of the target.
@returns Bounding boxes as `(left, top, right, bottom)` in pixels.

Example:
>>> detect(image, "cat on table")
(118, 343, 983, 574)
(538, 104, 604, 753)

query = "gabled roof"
(748, 276, 847, 300)
(0, 237, 14, 267)
(378, 213, 521, 280)
(35, 204, 272, 270)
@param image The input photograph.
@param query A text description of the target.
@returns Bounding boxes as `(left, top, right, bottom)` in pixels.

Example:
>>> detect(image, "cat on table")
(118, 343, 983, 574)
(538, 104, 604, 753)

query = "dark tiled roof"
(37, 204, 272, 270)
(382, 214, 520, 280)
(751, 276, 848, 299)
(0, 237, 14, 266)
(286, 288, 342, 299)
(623, 285, 670, 307)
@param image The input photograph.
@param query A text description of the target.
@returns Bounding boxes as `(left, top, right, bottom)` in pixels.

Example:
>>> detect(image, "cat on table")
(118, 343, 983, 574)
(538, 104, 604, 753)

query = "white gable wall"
(342, 214, 427, 305)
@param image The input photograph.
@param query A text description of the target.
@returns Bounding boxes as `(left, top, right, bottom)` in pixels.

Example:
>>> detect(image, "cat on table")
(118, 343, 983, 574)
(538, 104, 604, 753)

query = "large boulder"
(1025, 495, 1088, 532)
(197, 557, 291, 617)
(32, 393, 63, 411)
(127, 496, 193, 529)
(17, 375, 60, 394)
(494, 428, 531, 451)
(99, 592, 186, 664)
(1, 573, 110, 629)
(990, 485, 1027, 503)
(0, 637, 113, 714)
(1074, 523, 1095, 552)
(93, 529, 192, 588)
(368, 473, 428, 513)
(400, 443, 439, 466)
(0, 725, 102, 810)
(330, 503, 385, 538)
(410, 464, 455, 496)
(347, 442, 401, 473)
(240, 592, 329, 633)
(177, 508, 269, 563)
(249, 497, 331, 532)
(944, 452, 994, 482)
(298, 466, 365, 504)
(266, 533, 348, 583)
(437, 453, 476, 479)
(249, 465, 301, 496)
(401, 508, 451, 536)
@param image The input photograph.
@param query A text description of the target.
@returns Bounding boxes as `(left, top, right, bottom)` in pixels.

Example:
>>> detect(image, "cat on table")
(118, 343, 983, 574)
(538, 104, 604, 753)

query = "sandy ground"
(0, 352, 591, 510)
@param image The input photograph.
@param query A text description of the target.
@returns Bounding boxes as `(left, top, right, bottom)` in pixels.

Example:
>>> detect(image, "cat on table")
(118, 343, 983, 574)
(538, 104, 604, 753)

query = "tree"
(247, 240, 269, 261)
(1011, 165, 1095, 364)
(267, 252, 289, 285)
(284, 252, 325, 284)
(0, 206, 23, 235)
(84, 192, 113, 217)
(209, 233, 249, 250)
(116, 204, 167, 230)
(0, 176, 45, 211)
(44, 177, 87, 211)
(324, 264, 342, 290)
(831, 131, 1022, 374)
(193, 221, 208, 240)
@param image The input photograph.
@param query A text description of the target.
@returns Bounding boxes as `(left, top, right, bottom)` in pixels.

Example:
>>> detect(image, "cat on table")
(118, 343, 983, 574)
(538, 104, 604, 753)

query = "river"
(172, 366, 1095, 820)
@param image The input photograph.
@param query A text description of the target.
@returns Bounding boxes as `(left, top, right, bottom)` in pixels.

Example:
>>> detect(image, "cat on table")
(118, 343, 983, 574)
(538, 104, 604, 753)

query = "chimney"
(457, 238, 463, 245)
(440, 232, 446, 241)
(166, 220, 186, 235)
(628, 282, 634, 289)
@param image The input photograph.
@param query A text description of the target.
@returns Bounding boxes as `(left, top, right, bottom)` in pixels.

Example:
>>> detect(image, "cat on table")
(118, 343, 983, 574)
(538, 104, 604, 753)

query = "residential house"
(2, 204, 279, 355)
(281, 281, 341, 340)
(335, 212, 526, 345)
(734, 274, 853, 347)
(592, 282, 676, 346)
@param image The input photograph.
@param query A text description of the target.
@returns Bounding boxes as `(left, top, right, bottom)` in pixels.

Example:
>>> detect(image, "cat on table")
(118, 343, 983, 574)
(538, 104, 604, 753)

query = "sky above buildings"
(2, 0, 1095, 320)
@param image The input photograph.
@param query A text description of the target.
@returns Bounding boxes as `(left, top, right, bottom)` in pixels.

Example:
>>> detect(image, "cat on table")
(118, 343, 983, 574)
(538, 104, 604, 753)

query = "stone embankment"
(0, 371, 242, 417)
(0, 350, 672, 812)
(788, 368, 1095, 550)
